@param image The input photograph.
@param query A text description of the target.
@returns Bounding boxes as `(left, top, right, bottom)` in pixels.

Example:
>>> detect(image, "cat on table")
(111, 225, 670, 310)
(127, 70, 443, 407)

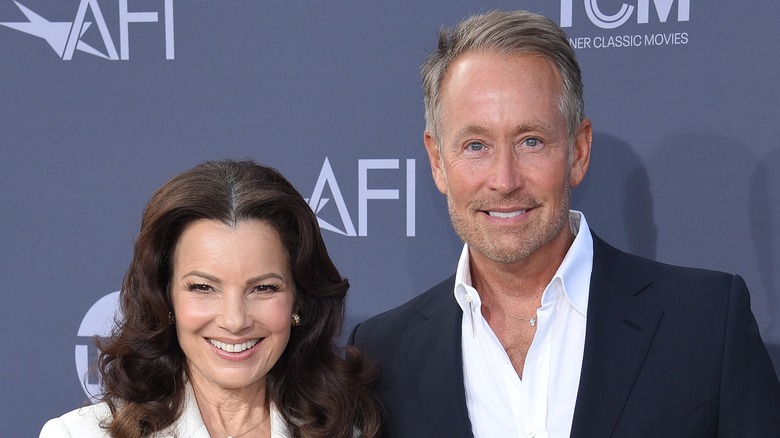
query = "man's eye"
(466, 142, 485, 152)
(524, 138, 541, 148)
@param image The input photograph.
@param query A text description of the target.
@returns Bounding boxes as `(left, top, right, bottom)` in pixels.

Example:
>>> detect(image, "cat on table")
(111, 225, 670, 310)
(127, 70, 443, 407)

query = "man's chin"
(466, 239, 537, 265)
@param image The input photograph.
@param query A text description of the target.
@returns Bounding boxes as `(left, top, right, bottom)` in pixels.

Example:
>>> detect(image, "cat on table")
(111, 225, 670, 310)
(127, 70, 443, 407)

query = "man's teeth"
(488, 210, 527, 218)
(209, 339, 259, 353)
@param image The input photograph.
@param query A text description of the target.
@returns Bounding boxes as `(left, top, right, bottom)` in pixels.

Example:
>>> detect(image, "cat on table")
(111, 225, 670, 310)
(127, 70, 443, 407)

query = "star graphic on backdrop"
(0, 0, 108, 58)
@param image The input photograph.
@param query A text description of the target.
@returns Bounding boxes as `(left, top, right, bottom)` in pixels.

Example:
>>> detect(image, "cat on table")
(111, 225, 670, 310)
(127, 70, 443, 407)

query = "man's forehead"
(443, 50, 560, 81)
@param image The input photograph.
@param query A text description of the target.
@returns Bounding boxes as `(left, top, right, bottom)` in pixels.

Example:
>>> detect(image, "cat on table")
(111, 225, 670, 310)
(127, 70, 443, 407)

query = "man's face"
(425, 52, 591, 267)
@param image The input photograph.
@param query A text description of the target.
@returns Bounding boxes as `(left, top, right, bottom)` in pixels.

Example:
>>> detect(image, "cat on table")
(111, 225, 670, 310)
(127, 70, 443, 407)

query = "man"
(350, 10, 780, 438)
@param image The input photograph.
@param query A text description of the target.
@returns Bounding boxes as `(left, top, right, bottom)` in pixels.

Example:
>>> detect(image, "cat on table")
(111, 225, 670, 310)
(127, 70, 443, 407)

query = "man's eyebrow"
(454, 125, 491, 140)
(453, 122, 554, 140)
(513, 122, 555, 136)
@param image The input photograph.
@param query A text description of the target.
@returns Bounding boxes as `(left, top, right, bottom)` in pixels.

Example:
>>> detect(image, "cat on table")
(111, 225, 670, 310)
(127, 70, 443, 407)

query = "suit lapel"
(402, 277, 474, 438)
(570, 235, 663, 437)
(399, 236, 662, 437)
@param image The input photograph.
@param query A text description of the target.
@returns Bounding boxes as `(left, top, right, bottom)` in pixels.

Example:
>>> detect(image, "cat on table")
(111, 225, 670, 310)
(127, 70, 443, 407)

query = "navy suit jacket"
(350, 234, 780, 437)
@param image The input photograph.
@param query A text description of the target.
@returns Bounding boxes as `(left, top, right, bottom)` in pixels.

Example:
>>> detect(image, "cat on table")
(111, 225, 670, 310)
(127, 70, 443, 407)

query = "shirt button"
(464, 294, 472, 303)
(526, 431, 536, 438)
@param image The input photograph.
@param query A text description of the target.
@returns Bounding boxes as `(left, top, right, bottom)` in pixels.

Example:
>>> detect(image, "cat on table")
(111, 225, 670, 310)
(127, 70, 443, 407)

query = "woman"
(40, 160, 382, 438)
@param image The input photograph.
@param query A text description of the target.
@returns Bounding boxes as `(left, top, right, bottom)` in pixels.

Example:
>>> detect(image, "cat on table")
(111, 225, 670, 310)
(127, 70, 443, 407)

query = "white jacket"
(39, 384, 291, 438)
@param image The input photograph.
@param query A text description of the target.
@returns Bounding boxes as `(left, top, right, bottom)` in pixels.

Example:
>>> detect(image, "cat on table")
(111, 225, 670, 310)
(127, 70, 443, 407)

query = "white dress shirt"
(455, 211, 593, 438)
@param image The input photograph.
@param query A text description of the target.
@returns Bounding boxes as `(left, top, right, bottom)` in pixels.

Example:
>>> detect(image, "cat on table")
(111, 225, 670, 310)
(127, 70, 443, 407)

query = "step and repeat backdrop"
(2, 1, 778, 435)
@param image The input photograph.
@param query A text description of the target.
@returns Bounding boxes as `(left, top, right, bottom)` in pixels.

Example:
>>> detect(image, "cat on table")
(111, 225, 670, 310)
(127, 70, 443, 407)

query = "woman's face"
(170, 219, 295, 393)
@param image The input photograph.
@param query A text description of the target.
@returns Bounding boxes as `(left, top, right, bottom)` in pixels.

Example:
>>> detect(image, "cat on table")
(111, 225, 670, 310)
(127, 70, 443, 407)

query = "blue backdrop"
(2, 1, 778, 435)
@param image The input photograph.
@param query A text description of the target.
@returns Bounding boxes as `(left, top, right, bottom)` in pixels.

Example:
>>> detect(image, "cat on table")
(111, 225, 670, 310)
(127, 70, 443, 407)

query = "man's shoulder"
(363, 275, 455, 327)
(592, 233, 738, 291)
(351, 275, 456, 347)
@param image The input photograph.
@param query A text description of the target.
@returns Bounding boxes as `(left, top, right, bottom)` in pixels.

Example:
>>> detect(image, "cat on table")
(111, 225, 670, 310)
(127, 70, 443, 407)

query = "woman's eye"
(466, 141, 485, 152)
(253, 284, 280, 293)
(188, 283, 212, 292)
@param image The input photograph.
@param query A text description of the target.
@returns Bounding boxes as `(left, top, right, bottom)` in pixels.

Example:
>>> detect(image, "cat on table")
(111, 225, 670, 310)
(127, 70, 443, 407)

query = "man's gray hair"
(421, 10, 584, 144)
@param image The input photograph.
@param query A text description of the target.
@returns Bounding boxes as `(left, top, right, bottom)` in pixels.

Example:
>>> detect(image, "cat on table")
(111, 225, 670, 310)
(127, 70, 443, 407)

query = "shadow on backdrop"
(750, 146, 780, 377)
(572, 132, 656, 259)
(644, 132, 757, 269)
(644, 132, 778, 378)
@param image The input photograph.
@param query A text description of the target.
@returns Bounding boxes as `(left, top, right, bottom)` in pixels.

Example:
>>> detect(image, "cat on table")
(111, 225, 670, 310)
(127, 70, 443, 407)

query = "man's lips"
(486, 209, 528, 218)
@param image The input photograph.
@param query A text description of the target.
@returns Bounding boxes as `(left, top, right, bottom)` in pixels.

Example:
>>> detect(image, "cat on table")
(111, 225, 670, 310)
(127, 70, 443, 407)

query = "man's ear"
(424, 131, 448, 195)
(569, 118, 592, 188)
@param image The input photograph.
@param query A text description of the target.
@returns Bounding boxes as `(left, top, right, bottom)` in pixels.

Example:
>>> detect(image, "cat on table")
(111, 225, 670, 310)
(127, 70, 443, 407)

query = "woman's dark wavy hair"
(97, 160, 381, 438)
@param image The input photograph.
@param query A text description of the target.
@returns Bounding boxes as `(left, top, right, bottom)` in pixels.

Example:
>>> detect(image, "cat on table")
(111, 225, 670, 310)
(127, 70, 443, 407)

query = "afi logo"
(0, 0, 174, 60)
(305, 157, 416, 237)
(76, 291, 121, 402)
(561, 0, 690, 29)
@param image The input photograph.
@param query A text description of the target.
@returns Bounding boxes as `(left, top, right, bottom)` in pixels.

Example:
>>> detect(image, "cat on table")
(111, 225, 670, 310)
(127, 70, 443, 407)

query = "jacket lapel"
(570, 234, 663, 437)
(161, 382, 211, 437)
(402, 277, 474, 438)
(171, 384, 290, 437)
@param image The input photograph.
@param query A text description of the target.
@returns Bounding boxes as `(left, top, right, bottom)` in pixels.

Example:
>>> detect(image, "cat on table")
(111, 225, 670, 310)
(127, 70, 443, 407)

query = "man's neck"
(470, 228, 574, 304)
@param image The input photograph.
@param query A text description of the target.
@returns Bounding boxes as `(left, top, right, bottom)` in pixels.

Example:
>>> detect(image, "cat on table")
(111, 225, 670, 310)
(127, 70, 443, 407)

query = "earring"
(168, 311, 175, 325)
(291, 313, 301, 327)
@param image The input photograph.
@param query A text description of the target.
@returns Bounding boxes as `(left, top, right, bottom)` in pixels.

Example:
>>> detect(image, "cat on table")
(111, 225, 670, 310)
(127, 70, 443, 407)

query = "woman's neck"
(190, 377, 271, 438)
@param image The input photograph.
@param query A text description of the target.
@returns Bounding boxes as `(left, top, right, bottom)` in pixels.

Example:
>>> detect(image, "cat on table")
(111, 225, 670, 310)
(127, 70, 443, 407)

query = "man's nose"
(487, 145, 524, 194)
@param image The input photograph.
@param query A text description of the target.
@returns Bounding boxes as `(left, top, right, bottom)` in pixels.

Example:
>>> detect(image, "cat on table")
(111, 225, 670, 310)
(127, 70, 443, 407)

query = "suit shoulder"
(595, 235, 737, 286)
(353, 275, 455, 339)
(624, 250, 736, 285)
(590, 235, 745, 311)
(40, 403, 112, 437)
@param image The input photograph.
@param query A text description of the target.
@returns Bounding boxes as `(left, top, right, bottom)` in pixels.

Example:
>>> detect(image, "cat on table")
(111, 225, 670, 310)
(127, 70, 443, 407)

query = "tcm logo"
(561, 0, 690, 29)
(76, 291, 120, 402)
(305, 158, 416, 237)
(0, 0, 174, 60)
